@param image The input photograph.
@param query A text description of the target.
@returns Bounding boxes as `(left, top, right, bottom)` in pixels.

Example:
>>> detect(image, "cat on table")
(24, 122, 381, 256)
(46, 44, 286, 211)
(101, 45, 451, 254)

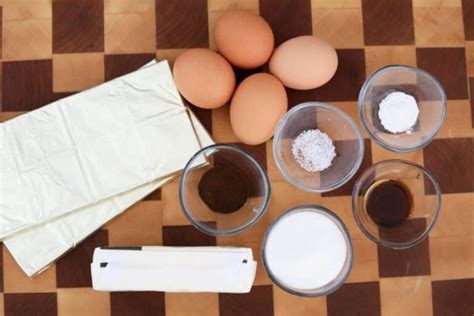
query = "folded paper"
(91, 247, 257, 293)
(2, 60, 214, 277)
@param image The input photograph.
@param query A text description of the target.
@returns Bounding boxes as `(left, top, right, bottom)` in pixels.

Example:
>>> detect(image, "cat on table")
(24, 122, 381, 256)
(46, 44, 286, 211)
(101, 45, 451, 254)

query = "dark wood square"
(2, 60, 54, 111)
(144, 188, 162, 201)
(105, 53, 157, 81)
(417, 48, 469, 100)
(323, 139, 372, 197)
(56, 229, 108, 288)
(234, 66, 266, 86)
(312, 49, 366, 102)
(188, 103, 212, 134)
(470, 78, 474, 128)
(362, 0, 414, 45)
(233, 143, 267, 171)
(327, 282, 381, 316)
(286, 88, 316, 110)
(462, 0, 474, 40)
(432, 279, 474, 316)
(155, 0, 208, 48)
(219, 285, 274, 316)
(4, 293, 58, 316)
(423, 138, 474, 194)
(162, 225, 216, 246)
(377, 219, 431, 277)
(111, 292, 165, 316)
(53, 0, 104, 53)
(259, 0, 312, 46)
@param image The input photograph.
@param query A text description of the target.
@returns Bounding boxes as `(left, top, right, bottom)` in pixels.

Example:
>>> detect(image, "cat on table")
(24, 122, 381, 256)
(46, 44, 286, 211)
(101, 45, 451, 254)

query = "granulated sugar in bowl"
(262, 205, 353, 296)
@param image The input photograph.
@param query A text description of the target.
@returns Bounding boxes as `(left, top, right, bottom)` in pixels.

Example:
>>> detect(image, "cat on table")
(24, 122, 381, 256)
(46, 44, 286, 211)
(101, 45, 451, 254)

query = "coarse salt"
(291, 129, 336, 172)
(378, 91, 419, 134)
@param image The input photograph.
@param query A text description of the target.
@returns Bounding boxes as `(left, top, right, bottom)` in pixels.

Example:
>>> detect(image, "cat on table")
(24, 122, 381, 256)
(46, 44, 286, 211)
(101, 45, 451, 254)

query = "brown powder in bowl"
(198, 166, 249, 214)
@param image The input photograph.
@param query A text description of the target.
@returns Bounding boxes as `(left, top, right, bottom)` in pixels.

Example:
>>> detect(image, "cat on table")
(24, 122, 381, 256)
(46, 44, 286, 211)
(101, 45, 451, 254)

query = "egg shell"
(173, 48, 236, 109)
(214, 11, 274, 69)
(269, 36, 338, 90)
(230, 73, 288, 145)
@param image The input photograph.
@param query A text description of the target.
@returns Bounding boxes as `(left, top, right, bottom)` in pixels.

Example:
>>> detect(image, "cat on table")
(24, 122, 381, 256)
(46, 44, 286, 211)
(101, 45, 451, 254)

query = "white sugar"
(291, 129, 336, 172)
(264, 210, 348, 290)
(378, 91, 419, 134)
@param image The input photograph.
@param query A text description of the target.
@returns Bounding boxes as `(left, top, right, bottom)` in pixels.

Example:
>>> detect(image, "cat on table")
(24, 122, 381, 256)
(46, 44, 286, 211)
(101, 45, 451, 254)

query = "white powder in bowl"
(291, 129, 336, 172)
(264, 210, 348, 290)
(378, 91, 419, 134)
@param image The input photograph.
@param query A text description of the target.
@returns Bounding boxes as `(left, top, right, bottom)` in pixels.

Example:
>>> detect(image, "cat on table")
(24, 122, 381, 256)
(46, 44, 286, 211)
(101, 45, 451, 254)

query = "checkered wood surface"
(0, 0, 473, 315)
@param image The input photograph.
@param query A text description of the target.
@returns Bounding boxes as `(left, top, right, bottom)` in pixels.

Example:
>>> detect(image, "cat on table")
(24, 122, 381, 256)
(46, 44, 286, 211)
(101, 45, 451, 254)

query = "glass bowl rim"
(358, 64, 448, 153)
(351, 159, 442, 249)
(272, 101, 365, 193)
(179, 143, 271, 237)
(261, 204, 354, 297)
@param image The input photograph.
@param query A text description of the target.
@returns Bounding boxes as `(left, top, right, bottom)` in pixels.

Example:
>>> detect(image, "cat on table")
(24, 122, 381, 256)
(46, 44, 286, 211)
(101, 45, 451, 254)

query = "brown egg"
(214, 11, 274, 69)
(173, 48, 235, 109)
(230, 73, 287, 145)
(269, 36, 338, 90)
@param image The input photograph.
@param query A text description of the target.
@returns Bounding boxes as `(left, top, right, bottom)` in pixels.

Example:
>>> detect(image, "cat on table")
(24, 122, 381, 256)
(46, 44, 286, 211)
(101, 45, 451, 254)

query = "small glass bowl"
(179, 144, 270, 236)
(273, 102, 364, 192)
(359, 65, 447, 152)
(352, 160, 442, 249)
(261, 205, 353, 297)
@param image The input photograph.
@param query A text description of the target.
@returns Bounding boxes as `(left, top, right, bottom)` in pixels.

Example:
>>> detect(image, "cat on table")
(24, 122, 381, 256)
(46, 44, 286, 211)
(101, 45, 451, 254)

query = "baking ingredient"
(230, 73, 288, 145)
(92, 247, 257, 293)
(365, 180, 412, 226)
(292, 129, 336, 172)
(2, 60, 214, 277)
(214, 11, 274, 69)
(378, 91, 419, 133)
(173, 48, 235, 109)
(264, 209, 348, 289)
(198, 166, 249, 214)
(269, 35, 338, 90)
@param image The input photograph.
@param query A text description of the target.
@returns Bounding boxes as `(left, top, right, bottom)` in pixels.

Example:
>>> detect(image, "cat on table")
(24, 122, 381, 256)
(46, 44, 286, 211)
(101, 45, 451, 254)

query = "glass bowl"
(273, 102, 364, 192)
(179, 144, 270, 236)
(352, 160, 441, 249)
(359, 65, 447, 152)
(261, 205, 353, 297)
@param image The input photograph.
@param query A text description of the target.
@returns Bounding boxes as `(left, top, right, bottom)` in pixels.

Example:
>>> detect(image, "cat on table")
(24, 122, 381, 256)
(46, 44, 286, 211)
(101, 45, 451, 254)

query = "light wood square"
(3, 246, 56, 293)
(311, 0, 361, 8)
(430, 193, 474, 238)
(364, 46, 417, 77)
(3, 1, 52, 61)
(430, 234, 474, 280)
(273, 286, 327, 316)
(266, 141, 286, 182)
(312, 8, 364, 48)
(412, 0, 461, 7)
(156, 49, 187, 67)
(347, 238, 379, 283)
(57, 288, 110, 316)
(161, 181, 190, 226)
(165, 293, 219, 316)
(332, 101, 368, 138)
(0, 294, 3, 316)
(437, 100, 474, 138)
(211, 105, 240, 143)
(104, 0, 156, 54)
(466, 41, 474, 77)
(320, 195, 364, 239)
(53, 53, 104, 92)
(380, 276, 433, 316)
(370, 140, 424, 165)
(268, 182, 322, 221)
(0, 111, 26, 122)
(414, 7, 464, 47)
(106, 201, 163, 246)
(208, 0, 259, 11)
